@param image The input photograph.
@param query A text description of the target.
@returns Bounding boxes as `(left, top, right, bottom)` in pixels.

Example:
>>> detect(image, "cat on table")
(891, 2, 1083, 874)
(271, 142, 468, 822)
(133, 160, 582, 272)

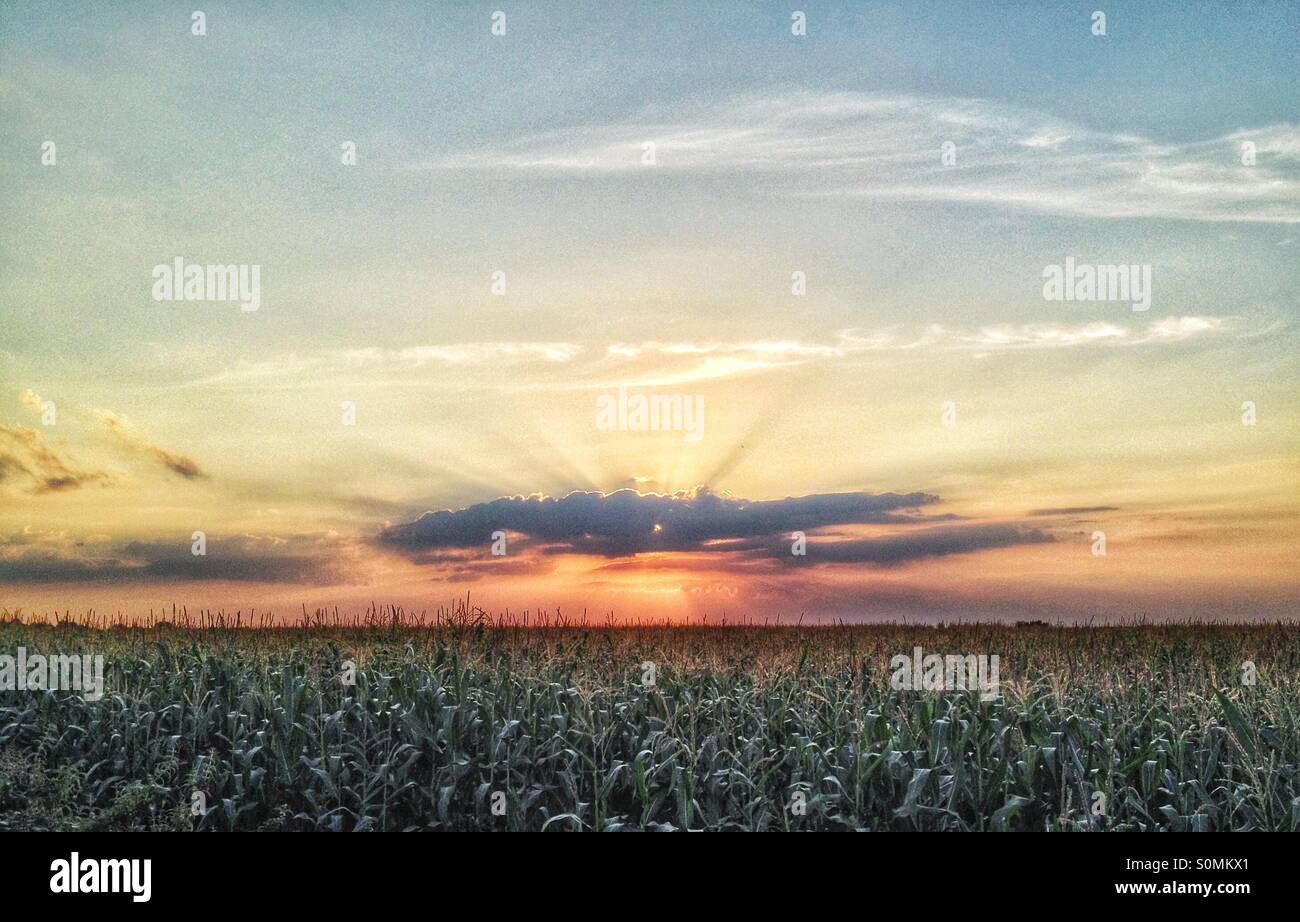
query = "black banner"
(1, 832, 1274, 907)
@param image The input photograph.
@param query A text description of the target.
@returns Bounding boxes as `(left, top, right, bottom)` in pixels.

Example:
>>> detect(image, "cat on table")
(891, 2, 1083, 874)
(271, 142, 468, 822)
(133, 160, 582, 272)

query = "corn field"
(1, 619, 1297, 831)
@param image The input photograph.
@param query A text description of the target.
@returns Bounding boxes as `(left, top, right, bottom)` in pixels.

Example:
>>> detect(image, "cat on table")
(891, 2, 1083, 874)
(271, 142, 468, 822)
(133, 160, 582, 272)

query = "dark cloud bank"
(379, 489, 1052, 565)
(0, 535, 341, 585)
(0, 490, 1054, 586)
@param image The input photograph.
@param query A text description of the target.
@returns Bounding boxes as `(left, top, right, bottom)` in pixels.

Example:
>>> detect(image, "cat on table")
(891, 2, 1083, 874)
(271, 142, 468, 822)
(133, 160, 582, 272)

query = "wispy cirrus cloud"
(597, 317, 1230, 385)
(418, 92, 1300, 224)
(188, 342, 582, 388)
(184, 317, 1230, 391)
(947, 315, 1228, 350)
(0, 425, 111, 494)
(622, 316, 1228, 359)
(97, 410, 206, 480)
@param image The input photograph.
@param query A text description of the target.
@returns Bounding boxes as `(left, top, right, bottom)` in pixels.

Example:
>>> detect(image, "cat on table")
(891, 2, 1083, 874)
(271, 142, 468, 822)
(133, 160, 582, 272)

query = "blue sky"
(1, 2, 1297, 621)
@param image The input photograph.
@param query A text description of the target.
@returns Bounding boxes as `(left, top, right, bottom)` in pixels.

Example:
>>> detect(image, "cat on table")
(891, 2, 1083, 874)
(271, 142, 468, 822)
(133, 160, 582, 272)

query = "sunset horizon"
(3, 0, 1299, 857)
(3, 2, 1297, 626)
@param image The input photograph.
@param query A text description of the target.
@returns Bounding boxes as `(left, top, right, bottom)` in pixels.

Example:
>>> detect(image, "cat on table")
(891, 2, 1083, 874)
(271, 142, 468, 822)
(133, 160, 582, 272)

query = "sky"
(1, 1, 1297, 623)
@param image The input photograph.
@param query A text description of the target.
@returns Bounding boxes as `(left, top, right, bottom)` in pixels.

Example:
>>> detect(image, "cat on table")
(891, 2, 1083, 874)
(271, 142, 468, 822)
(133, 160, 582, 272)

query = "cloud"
(378, 487, 942, 558)
(376, 487, 1062, 576)
(723, 523, 1056, 566)
(407, 550, 559, 584)
(419, 92, 1300, 223)
(185, 318, 1230, 393)
(20, 389, 42, 412)
(0, 425, 111, 494)
(630, 317, 1228, 358)
(607, 342, 843, 360)
(97, 410, 206, 480)
(953, 317, 1228, 349)
(1029, 506, 1119, 517)
(189, 342, 581, 388)
(0, 530, 347, 584)
(592, 318, 1229, 386)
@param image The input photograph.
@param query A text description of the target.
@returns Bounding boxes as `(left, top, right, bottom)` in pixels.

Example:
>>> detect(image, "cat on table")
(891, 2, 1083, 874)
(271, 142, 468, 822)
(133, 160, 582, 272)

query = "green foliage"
(0, 623, 1296, 831)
